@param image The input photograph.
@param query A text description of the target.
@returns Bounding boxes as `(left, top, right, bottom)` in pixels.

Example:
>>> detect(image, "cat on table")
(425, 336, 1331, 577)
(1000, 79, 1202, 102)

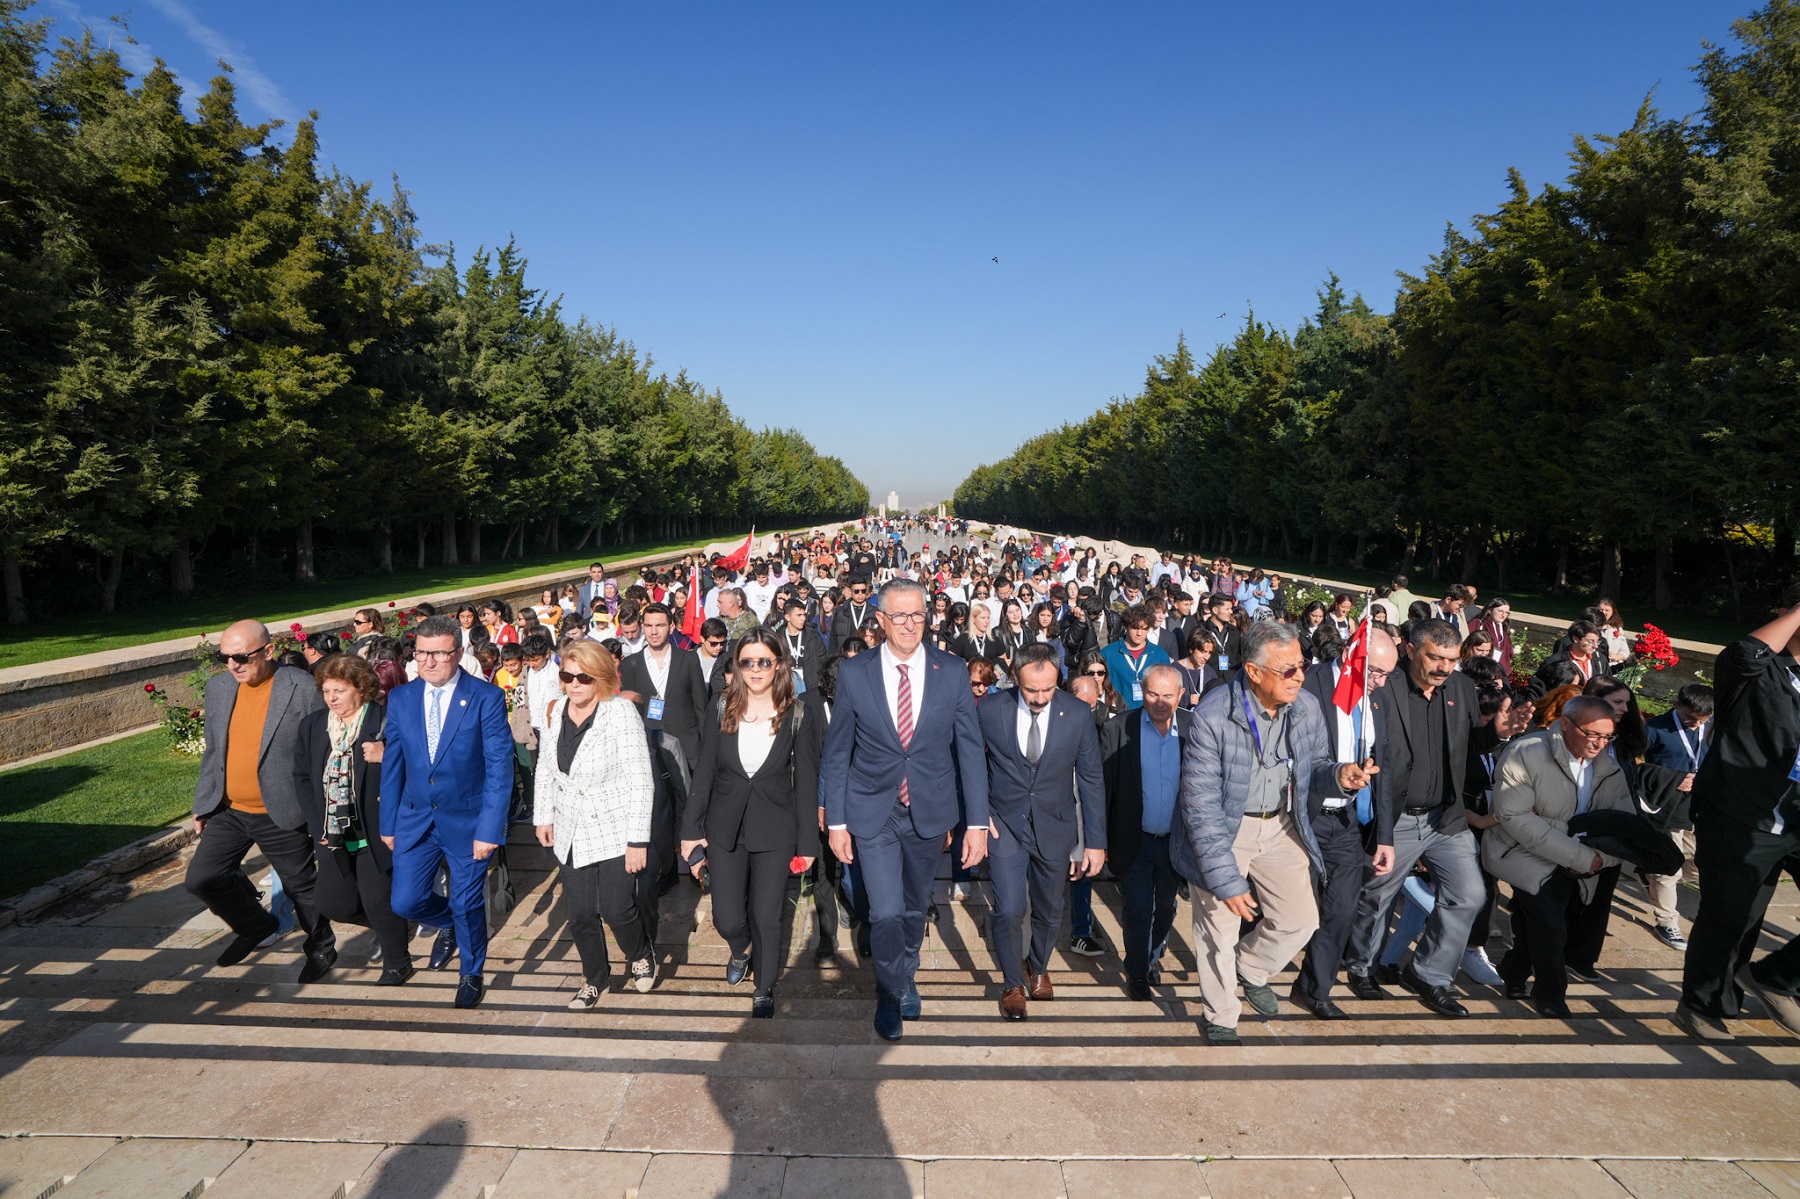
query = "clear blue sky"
(44, 0, 1753, 508)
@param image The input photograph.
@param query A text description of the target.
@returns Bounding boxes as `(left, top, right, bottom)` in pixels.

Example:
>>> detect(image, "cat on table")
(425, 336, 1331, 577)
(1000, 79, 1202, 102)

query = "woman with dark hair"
(1328, 593, 1356, 641)
(456, 604, 481, 647)
(1075, 648, 1126, 716)
(1311, 620, 1346, 666)
(349, 608, 384, 658)
(927, 593, 953, 647)
(293, 654, 413, 983)
(1471, 598, 1515, 673)
(1176, 627, 1220, 711)
(680, 627, 823, 1017)
(481, 599, 520, 646)
(1595, 597, 1630, 672)
(1296, 601, 1328, 665)
(997, 598, 1028, 660)
(1460, 628, 1496, 666)
(1026, 602, 1066, 677)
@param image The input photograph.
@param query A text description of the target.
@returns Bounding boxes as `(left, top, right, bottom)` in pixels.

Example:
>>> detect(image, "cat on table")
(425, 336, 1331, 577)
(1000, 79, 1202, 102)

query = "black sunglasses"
(220, 646, 270, 665)
(559, 671, 595, 685)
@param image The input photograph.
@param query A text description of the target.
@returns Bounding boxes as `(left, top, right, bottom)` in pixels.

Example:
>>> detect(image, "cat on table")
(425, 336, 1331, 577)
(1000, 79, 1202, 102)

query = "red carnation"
(789, 855, 808, 875)
(144, 683, 156, 693)
(289, 622, 304, 634)
(388, 601, 397, 608)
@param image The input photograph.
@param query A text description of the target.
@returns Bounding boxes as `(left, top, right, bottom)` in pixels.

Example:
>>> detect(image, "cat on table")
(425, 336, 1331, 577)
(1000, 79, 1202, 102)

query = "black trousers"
(1683, 803, 1800, 1017)
(185, 806, 334, 957)
(1563, 863, 1620, 972)
(1500, 870, 1575, 1006)
(1297, 806, 1367, 999)
(709, 843, 792, 996)
(988, 815, 1066, 989)
(313, 847, 413, 969)
(560, 855, 654, 986)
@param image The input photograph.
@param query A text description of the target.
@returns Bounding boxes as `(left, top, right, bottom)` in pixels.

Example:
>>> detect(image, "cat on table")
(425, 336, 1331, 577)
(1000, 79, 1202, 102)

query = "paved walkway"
(0, 830, 1795, 1197)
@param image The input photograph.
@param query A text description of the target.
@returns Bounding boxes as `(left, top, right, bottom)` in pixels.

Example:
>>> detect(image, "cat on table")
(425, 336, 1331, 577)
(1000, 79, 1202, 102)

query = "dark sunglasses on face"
(738, 656, 777, 671)
(220, 645, 270, 665)
(1084, 667, 1108, 678)
(1248, 661, 1304, 681)
(559, 671, 595, 685)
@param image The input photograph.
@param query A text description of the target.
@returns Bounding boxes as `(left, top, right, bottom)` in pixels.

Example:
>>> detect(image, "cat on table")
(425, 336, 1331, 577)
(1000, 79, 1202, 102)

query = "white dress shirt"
(643, 645, 673, 697)
(1564, 746, 1594, 814)
(525, 663, 562, 731)
(1325, 662, 1375, 809)
(423, 673, 460, 759)
(879, 642, 927, 736)
(1015, 693, 1048, 759)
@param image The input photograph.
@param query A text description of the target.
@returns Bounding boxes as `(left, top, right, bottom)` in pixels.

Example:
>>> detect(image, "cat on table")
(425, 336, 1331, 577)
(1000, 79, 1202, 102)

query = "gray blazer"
(192, 665, 325, 830)
(1483, 727, 1632, 899)
(1170, 677, 1341, 899)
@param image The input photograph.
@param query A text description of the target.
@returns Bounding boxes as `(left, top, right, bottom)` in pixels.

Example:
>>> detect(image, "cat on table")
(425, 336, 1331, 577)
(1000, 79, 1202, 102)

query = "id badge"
(1789, 746, 1800, 784)
(647, 698, 666, 722)
(794, 671, 807, 695)
(1132, 683, 1143, 703)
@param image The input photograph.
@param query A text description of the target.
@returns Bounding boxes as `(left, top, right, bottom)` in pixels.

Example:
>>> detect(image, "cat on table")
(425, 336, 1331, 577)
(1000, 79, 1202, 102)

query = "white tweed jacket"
(533, 695, 656, 869)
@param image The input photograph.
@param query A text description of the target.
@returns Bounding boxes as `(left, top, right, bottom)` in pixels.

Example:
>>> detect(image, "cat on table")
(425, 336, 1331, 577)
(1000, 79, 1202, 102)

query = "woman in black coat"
(679, 627, 823, 1017)
(292, 653, 414, 984)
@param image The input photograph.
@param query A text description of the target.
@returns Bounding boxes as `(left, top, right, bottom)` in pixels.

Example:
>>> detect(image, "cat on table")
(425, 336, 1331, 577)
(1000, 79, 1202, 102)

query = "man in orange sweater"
(186, 619, 335, 982)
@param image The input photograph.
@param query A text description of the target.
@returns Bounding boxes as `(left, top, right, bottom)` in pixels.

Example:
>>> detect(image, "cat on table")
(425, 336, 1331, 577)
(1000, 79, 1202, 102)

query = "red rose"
(190, 709, 200, 718)
(388, 601, 396, 608)
(289, 622, 304, 633)
(144, 683, 156, 693)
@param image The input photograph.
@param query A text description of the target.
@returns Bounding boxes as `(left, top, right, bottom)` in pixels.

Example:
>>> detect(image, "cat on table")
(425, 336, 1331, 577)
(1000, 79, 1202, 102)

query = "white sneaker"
(950, 883, 971, 902)
(1461, 947, 1503, 986)
(630, 957, 656, 994)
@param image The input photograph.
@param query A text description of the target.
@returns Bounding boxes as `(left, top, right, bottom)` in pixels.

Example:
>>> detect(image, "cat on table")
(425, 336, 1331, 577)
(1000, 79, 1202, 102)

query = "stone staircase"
(0, 826, 1795, 1197)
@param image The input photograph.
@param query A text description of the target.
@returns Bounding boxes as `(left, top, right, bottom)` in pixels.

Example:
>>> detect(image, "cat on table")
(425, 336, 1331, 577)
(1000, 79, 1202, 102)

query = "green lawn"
(0, 731, 199, 895)
(0, 534, 725, 670)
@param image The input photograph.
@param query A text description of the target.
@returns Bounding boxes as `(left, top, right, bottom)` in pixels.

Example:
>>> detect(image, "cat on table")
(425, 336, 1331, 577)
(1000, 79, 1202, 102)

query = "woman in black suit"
(679, 627, 823, 1017)
(292, 653, 414, 984)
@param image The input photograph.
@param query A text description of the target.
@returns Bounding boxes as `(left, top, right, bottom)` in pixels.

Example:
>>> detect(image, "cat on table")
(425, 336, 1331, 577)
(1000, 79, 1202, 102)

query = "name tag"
(1132, 683, 1143, 703)
(647, 698, 666, 721)
(794, 671, 807, 695)
(1216, 654, 1230, 671)
(1789, 746, 1800, 784)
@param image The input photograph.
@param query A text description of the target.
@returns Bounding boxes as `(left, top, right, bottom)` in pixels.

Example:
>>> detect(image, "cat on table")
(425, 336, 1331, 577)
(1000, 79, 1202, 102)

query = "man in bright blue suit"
(380, 615, 514, 1009)
(822, 578, 990, 1041)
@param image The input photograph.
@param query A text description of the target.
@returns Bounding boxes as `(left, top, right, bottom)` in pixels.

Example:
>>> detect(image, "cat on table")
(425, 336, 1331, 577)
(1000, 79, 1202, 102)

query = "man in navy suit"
(980, 644, 1105, 1020)
(1291, 628, 1397, 1019)
(380, 615, 514, 1009)
(822, 578, 990, 1041)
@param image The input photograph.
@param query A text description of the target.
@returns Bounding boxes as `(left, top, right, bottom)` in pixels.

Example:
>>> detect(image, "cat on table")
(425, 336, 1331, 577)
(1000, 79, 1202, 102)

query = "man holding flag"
(1293, 605, 1398, 1019)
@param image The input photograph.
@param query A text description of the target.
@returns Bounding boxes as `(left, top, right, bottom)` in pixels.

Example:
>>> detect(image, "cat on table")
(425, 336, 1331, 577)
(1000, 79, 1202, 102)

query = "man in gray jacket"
(185, 619, 333, 981)
(1172, 621, 1374, 1044)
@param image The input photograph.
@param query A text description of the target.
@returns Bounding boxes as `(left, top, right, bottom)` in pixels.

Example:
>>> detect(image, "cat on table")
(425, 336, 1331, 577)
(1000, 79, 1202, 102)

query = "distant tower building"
(887, 490, 901, 512)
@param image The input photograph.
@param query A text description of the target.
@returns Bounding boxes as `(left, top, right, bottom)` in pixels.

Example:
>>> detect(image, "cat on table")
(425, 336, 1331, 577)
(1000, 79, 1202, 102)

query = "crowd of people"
(182, 521, 1800, 1047)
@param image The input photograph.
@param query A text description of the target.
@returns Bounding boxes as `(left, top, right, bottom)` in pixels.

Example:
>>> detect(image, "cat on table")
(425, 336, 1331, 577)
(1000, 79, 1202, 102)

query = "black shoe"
(835, 890, 855, 928)
(376, 964, 416, 987)
(751, 992, 775, 1019)
(1504, 980, 1531, 1000)
(1201, 1019, 1241, 1046)
(1400, 966, 1469, 1018)
(874, 993, 904, 1041)
(297, 947, 337, 985)
(215, 929, 273, 968)
(428, 926, 458, 971)
(1127, 976, 1153, 1001)
(454, 974, 485, 1009)
(1238, 973, 1279, 1017)
(900, 978, 922, 1021)
(1374, 961, 1404, 986)
(1565, 963, 1601, 982)
(813, 937, 837, 965)
(1345, 968, 1392, 1001)
(1177, 880, 1190, 901)
(1534, 999, 1572, 1019)
(725, 954, 751, 987)
(1290, 984, 1348, 1021)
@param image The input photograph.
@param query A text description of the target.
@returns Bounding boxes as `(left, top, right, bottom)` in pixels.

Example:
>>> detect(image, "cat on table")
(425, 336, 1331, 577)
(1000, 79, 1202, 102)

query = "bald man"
(187, 619, 336, 982)
(1291, 628, 1398, 1018)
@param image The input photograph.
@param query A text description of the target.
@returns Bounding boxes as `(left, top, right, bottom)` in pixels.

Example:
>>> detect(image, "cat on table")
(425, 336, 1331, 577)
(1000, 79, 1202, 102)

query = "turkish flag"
(681, 564, 704, 642)
(1332, 612, 1371, 714)
(716, 529, 754, 575)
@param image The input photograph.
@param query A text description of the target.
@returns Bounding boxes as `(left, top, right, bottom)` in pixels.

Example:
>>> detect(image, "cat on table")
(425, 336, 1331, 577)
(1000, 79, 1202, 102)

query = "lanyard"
(1123, 648, 1151, 679)
(1673, 721, 1701, 769)
(1241, 687, 1290, 766)
(787, 632, 804, 660)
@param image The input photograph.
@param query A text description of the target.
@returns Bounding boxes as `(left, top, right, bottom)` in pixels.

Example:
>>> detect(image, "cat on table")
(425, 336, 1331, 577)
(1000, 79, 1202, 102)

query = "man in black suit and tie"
(1102, 663, 1193, 1000)
(779, 598, 827, 693)
(619, 602, 711, 898)
(821, 579, 990, 1041)
(1292, 627, 1397, 1019)
(831, 574, 879, 651)
(979, 645, 1106, 1019)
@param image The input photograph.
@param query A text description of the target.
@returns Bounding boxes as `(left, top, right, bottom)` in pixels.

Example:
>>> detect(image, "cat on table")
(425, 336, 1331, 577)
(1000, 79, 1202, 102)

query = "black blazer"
(977, 689, 1106, 864)
(1100, 706, 1195, 876)
(831, 601, 879, 652)
(953, 631, 1005, 662)
(1302, 660, 1389, 822)
(1533, 648, 1613, 695)
(777, 626, 828, 692)
(293, 702, 392, 873)
(1370, 670, 1481, 843)
(1199, 620, 1243, 672)
(619, 647, 711, 766)
(682, 692, 823, 857)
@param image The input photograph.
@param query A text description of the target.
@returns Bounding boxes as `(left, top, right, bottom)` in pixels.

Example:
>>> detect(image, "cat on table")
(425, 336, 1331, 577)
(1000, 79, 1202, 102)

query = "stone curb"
(0, 823, 194, 928)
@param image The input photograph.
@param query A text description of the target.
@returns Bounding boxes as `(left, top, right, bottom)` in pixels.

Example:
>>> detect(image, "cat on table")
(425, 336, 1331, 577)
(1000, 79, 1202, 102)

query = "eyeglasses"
(737, 656, 777, 671)
(352, 618, 372, 628)
(559, 671, 595, 685)
(416, 649, 461, 663)
(1572, 726, 1617, 744)
(1367, 667, 1392, 683)
(1247, 661, 1304, 681)
(220, 645, 270, 665)
(883, 612, 926, 625)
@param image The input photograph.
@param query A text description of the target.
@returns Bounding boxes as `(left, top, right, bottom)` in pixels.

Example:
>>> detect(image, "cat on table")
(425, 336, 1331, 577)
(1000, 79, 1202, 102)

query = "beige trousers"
(1643, 827, 1698, 927)
(1191, 812, 1319, 1028)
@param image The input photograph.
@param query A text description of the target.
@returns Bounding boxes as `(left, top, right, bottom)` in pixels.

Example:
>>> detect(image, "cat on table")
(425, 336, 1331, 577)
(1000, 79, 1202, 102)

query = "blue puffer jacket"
(1170, 678, 1340, 898)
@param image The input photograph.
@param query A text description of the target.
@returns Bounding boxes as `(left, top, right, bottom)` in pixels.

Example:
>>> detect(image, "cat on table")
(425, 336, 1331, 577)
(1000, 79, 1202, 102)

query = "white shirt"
(617, 635, 646, 657)
(737, 718, 777, 777)
(743, 578, 776, 619)
(1326, 662, 1374, 809)
(423, 673, 460, 756)
(879, 642, 927, 740)
(526, 664, 562, 731)
(1016, 693, 1049, 759)
(643, 644, 673, 697)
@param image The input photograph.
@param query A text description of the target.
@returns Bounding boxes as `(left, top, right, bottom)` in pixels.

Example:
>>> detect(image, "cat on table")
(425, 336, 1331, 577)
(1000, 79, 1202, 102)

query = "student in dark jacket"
(292, 654, 413, 984)
(680, 628, 823, 1018)
(1640, 683, 1713, 947)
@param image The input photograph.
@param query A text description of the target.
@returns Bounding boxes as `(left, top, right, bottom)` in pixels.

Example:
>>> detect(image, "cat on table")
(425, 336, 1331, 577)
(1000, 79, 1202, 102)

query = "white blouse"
(737, 718, 777, 777)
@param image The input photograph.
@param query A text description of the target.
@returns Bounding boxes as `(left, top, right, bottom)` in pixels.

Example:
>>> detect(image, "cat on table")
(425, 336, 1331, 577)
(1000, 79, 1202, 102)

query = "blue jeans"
(1379, 874, 1436, 967)
(1119, 834, 1177, 979)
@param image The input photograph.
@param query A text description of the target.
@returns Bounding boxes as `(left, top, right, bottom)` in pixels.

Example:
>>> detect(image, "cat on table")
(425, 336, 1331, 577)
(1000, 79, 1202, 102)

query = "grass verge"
(0, 535, 718, 670)
(0, 731, 199, 895)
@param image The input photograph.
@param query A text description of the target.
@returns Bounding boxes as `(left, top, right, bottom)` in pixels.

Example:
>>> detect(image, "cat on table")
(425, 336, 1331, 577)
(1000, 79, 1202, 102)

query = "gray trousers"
(1346, 811, 1484, 988)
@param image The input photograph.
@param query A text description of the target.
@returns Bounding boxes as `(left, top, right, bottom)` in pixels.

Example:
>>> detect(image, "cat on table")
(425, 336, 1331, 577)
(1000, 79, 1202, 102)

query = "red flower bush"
(1631, 624, 1680, 672)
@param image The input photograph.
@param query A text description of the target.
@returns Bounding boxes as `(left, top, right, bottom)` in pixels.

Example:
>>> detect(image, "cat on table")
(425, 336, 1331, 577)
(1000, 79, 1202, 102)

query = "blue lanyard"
(1241, 687, 1289, 766)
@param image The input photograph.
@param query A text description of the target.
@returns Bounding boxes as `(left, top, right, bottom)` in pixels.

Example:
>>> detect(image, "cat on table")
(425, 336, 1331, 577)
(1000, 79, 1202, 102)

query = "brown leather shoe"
(1000, 985, 1029, 1020)
(1027, 970, 1054, 1001)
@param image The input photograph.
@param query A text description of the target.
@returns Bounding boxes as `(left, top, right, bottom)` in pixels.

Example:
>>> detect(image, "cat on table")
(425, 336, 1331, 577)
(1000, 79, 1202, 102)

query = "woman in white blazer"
(533, 638, 658, 1010)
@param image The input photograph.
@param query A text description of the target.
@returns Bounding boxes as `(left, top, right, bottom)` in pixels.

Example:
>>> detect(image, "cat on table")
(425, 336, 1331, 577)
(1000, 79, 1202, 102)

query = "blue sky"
(43, 0, 1752, 507)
